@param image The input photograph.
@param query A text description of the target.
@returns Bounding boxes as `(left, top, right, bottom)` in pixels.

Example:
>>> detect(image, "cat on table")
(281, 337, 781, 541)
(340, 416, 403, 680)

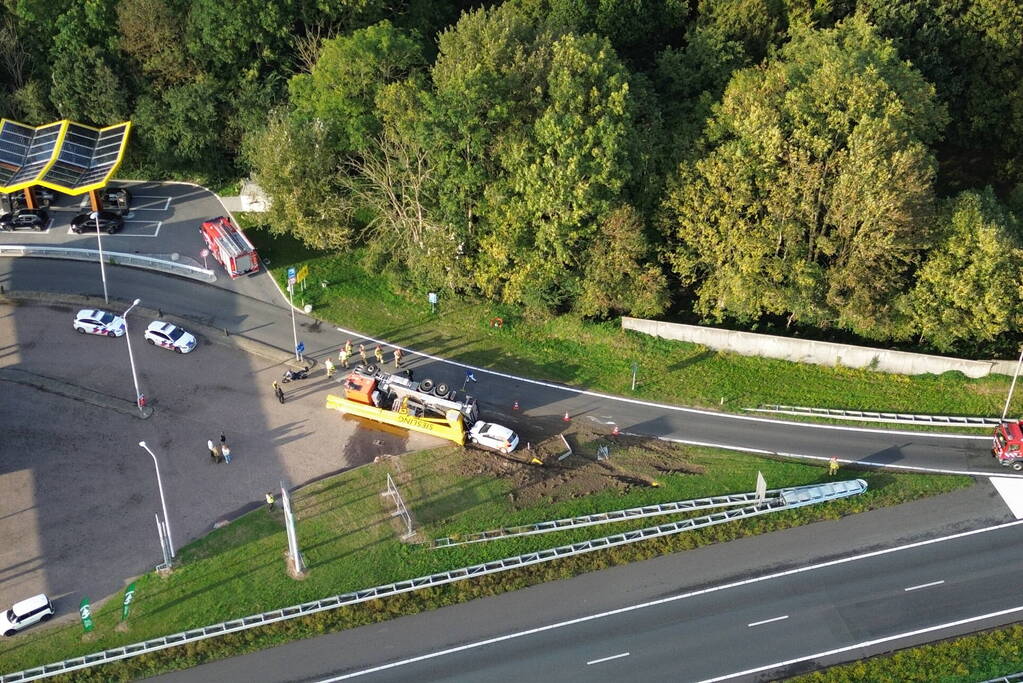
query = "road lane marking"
(904, 580, 944, 592)
(586, 652, 630, 665)
(316, 519, 1023, 681)
(748, 615, 788, 627)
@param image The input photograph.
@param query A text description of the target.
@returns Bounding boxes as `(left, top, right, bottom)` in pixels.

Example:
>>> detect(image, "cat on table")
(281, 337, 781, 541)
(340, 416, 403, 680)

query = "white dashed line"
(904, 580, 944, 592)
(587, 652, 630, 665)
(748, 615, 788, 627)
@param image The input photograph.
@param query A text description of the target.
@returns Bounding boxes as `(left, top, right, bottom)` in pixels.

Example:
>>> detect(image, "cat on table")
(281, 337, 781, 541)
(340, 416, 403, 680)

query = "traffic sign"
(296, 341, 305, 355)
(287, 266, 297, 285)
(296, 265, 309, 283)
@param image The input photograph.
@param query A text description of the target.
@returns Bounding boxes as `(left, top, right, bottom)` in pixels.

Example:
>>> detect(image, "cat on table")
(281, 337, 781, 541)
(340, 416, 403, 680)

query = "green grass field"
(241, 221, 1021, 419)
(0, 442, 971, 680)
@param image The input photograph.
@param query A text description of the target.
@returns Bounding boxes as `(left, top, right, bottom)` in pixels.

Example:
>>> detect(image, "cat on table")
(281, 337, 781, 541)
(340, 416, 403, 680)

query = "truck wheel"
(419, 378, 434, 392)
(364, 364, 378, 375)
(1013, 461, 1023, 472)
(435, 382, 450, 397)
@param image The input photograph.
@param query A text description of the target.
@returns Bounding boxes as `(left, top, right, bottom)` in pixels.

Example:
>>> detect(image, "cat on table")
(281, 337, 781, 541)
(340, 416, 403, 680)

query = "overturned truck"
(326, 365, 520, 452)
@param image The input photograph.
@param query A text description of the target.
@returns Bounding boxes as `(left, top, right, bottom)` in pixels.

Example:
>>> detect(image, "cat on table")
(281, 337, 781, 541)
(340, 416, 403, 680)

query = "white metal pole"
(140, 441, 175, 558)
(95, 213, 109, 304)
(1002, 346, 1023, 422)
(123, 298, 143, 412)
(289, 282, 299, 361)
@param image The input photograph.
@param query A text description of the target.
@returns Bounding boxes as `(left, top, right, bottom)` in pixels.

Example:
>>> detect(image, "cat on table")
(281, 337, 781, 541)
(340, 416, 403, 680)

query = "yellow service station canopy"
(0, 118, 131, 195)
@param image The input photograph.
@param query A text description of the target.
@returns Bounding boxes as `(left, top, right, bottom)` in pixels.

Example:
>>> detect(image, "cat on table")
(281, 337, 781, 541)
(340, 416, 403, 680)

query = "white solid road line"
(586, 652, 630, 665)
(331, 328, 990, 442)
(904, 580, 945, 592)
(747, 615, 788, 627)
(316, 519, 1023, 682)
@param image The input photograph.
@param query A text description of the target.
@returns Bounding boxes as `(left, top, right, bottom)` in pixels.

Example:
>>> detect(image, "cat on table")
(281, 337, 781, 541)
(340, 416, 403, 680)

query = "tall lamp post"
(138, 441, 175, 559)
(123, 298, 143, 412)
(1001, 345, 1023, 422)
(94, 212, 109, 304)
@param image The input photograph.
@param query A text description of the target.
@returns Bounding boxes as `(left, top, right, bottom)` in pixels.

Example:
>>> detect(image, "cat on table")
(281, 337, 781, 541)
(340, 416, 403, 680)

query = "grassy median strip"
(0, 441, 970, 680)
(241, 220, 1019, 418)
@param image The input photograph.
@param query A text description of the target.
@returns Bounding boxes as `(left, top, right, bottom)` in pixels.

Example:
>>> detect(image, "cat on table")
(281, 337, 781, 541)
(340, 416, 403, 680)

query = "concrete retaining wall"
(622, 317, 1016, 378)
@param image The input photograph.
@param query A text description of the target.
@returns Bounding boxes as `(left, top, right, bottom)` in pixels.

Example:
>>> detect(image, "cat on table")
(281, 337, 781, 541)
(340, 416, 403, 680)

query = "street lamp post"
(138, 441, 175, 558)
(94, 212, 109, 304)
(1001, 345, 1023, 422)
(123, 298, 143, 412)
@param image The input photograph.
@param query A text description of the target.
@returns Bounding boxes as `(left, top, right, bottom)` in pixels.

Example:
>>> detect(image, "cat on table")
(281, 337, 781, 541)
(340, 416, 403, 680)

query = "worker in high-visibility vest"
(359, 343, 367, 364)
(338, 349, 350, 369)
(828, 456, 839, 476)
(393, 347, 403, 369)
(325, 358, 336, 378)
(375, 345, 384, 365)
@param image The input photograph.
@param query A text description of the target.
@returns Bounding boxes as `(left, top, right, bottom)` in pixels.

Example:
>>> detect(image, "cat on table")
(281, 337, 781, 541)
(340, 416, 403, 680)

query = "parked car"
(144, 321, 197, 353)
(0, 594, 54, 637)
(73, 309, 126, 337)
(468, 421, 520, 454)
(0, 208, 49, 231)
(70, 211, 124, 234)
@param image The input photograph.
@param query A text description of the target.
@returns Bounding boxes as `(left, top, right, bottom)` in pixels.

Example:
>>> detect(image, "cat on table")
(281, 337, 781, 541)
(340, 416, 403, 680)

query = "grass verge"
(0, 438, 970, 681)
(239, 220, 1021, 419)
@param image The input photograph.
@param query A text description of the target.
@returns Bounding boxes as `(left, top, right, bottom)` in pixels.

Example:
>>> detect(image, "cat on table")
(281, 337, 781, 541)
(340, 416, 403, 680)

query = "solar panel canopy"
(0, 118, 131, 195)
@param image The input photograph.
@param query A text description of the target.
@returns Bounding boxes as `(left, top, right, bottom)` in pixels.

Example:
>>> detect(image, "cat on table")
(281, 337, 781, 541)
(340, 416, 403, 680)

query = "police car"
(144, 321, 197, 353)
(73, 309, 126, 337)
(468, 421, 520, 454)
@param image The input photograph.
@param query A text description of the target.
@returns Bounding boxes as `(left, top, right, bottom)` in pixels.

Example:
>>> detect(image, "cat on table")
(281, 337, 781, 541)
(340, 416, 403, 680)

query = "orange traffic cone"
(512, 401, 519, 411)
(612, 425, 620, 436)
(563, 411, 571, 422)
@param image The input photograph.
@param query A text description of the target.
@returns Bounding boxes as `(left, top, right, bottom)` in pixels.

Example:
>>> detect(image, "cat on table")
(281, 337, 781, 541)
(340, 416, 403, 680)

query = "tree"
(662, 14, 947, 338)
(289, 20, 425, 152)
(132, 79, 224, 169)
(117, 0, 193, 87)
(909, 189, 1023, 351)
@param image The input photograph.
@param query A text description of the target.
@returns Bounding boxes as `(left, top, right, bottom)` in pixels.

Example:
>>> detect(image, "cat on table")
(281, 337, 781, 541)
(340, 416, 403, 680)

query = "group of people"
(334, 339, 404, 371)
(207, 433, 231, 464)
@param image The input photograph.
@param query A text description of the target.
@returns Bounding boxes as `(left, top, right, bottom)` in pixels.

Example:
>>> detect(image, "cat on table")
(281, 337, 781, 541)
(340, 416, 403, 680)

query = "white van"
(0, 594, 54, 636)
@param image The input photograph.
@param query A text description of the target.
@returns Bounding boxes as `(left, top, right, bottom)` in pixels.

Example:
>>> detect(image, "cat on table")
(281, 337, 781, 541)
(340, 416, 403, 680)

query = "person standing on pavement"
(265, 491, 275, 512)
(374, 345, 384, 365)
(359, 343, 367, 364)
(208, 440, 218, 463)
(273, 380, 285, 404)
(344, 339, 353, 357)
(393, 347, 403, 369)
(338, 348, 350, 368)
(325, 358, 336, 378)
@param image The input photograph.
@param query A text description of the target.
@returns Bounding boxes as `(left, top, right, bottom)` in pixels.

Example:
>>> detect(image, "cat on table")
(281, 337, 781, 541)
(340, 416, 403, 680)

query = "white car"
(468, 421, 520, 454)
(73, 309, 126, 337)
(1, 594, 54, 636)
(144, 321, 197, 353)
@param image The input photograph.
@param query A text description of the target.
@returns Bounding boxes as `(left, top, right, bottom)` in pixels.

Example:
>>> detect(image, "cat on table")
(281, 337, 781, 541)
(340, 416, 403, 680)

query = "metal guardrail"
(430, 485, 809, 549)
(0, 245, 216, 283)
(0, 479, 867, 682)
(747, 404, 1001, 427)
(982, 674, 1023, 683)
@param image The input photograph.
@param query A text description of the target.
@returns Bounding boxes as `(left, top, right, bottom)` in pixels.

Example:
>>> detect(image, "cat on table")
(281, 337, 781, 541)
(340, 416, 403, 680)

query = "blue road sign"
(287, 267, 296, 279)
(296, 341, 305, 355)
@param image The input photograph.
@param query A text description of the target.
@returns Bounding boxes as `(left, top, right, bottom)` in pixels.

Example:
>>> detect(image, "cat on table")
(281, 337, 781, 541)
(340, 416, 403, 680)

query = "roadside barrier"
(0, 245, 216, 283)
(0, 479, 865, 682)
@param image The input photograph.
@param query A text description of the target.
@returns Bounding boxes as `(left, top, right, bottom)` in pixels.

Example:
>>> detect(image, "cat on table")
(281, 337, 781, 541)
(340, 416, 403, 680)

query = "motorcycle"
(282, 368, 309, 383)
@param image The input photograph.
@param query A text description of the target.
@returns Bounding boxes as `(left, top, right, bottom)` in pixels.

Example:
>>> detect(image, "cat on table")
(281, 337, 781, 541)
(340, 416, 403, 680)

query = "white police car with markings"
(73, 309, 126, 337)
(144, 321, 197, 353)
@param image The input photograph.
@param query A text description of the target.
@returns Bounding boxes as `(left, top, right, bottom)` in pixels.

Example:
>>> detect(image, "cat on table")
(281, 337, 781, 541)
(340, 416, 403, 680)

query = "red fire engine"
(993, 420, 1023, 470)
(199, 216, 260, 278)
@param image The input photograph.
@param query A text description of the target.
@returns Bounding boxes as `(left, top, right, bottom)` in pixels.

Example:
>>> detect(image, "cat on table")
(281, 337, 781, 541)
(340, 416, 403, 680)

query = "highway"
(2, 217, 1019, 682)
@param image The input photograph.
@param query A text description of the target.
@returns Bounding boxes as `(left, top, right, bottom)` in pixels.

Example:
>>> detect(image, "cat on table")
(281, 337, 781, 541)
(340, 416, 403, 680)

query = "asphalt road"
(0, 256, 1000, 479)
(154, 481, 1017, 683)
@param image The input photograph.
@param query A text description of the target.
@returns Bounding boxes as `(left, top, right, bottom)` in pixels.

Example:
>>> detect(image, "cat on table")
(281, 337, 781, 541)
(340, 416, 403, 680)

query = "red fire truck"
(993, 420, 1023, 470)
(199, 216, 260, 278)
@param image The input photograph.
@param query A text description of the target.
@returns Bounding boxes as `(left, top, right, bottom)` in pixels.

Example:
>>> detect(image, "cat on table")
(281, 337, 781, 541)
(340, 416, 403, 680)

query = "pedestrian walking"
(374, 345, 384, 365)
(325, 358, 336, 378)
(265, 491, 275, 512)
(359, 343, 367, 364)
(393, 347, 403, 369)
(828, 456, 839, 476)
(344, 339, 353, 356)
(221, 444, 232, 464)
(208, 439, 218, 463)
(339, 348, 350, 368)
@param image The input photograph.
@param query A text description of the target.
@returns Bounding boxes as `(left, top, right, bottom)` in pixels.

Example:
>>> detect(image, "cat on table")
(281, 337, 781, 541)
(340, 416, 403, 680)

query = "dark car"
(70, 211, 124, 234)
(0, 208, 49, 231)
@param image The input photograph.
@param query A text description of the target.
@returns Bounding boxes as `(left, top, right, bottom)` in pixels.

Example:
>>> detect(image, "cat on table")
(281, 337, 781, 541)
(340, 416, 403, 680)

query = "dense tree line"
(3, 0, 1022, 353)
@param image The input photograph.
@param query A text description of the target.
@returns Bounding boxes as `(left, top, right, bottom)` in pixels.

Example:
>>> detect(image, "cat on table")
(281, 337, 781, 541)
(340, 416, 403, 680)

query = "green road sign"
(121, 582, 136, 621)
(79, 597, 94, 632)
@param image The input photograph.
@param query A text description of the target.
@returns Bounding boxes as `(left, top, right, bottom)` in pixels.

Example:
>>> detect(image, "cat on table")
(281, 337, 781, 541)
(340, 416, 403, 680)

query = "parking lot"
(0, 301, 437, 621)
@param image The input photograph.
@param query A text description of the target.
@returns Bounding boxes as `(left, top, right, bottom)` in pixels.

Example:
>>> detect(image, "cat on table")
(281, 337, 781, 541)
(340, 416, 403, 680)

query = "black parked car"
(0, 208, 49, 231)
(70, 211, 124, 234)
